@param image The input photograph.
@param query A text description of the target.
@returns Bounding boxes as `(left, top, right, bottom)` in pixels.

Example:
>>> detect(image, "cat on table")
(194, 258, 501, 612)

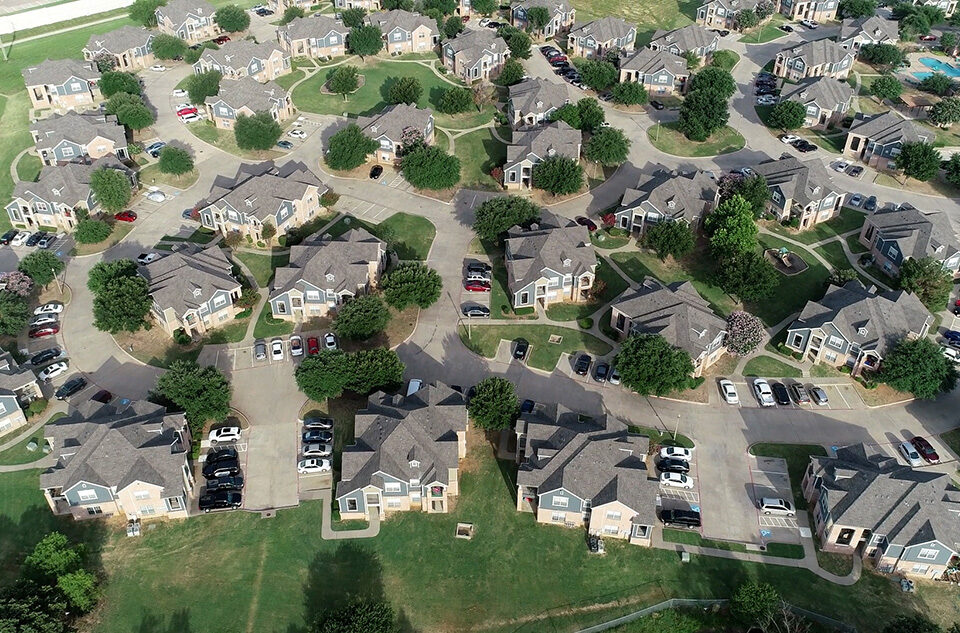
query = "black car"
(649, 100, 664, 110)
(462, 305, 490, 318)
(795, 142, 817, 153)
(202, 457, 240, 479)
(205, 475, 244, 492)
(205, 448, 238, 466)
(30, 347, 61, 366)
(467, 261, 492, 274)
(779, 24, 794, 32)
(660, 508, 701, 528)
(486, 21, 501, 28)
(657, 457, 691, 474)
(199, 490, 242, 512)
(90, 389, 113, 403)
(847, 165, 864, 178)
(864, 195, 878, 212)
(594, 362, 609, 383)
(520, 399, 535, 414)
(0, 229, 17, 245)
(755, 87, 778, 96)
(55, 376, 87, 400)
(550, 59, 569, 68)
(771, 382, 790, 406)
(574, 354, 591, 376)
(303, 429, 333, 443)
(370, 165, 383, 179)
(540, 45, 560, 55)
(514, 338, 529, 361)
(303, 416, 334, 430)
(25, 231, 45, 247)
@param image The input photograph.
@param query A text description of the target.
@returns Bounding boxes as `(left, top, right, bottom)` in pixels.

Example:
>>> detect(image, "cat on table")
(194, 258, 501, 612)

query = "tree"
(381, 262, 442, 309)
(151, 33, 188, 60)
(945, 153, 960, 187)
(942, 31, 959, 55)
(575, 59, 618, 92)
(828, 267, 859, 286)
(106, 92, 154, 130)
(688, 67, 736, 99)
(316, 599, 398, 633)
(839, 0, 877, 17)
(401, 146, 461, 190)
(0, 271, 33, 297)
(881, 614, 943, 633)
(0, 292, 29, 337)
(397, 126, 425, 157)
(154, 361, 232, 434)
(467, 377, 519, 430)
(731, 582, 781, 624)
(615, 334, 695, 396)
(550, 102, 581, 129)
(327, 124, 378, 170)
(721, 174, 770, 218)
(576, 97, 605, 132)
(583, 127, 630, 165)
(93, 52, 118, 73)
(719, 251, 779, 302)
(929, 96, 960, 126)
(99, 71, 141, 97)
(349, 25, 384, 57)
(499, 25, 531, 59)
(234, 111, 283, 151)
(497, 58, 525, 86)
(93, 275, 151, 333)
(725, 311, 764, 355)
(87, 258, 138, 294)
(677, 88, 728, 141)
(73, 219, 112, 244)
(611, 81, 647, 105)
(295, 350, 351, 401)
(336, 6, 365, 27)
(443, 15, 464, 38)
(335, 295, 390, 340)
(23, 533, 79, 581)
(422, 0, 456, 14)
(214, 4, 250, 32)
(387, 76, 422, 105)
(737, 8, 759, 29)
(328, 65, 360, 101)
(882, 337, 958, 399)
(899, 256, 953, 310)
(870, 74, 903, 102)
(705, 194, 757, 259)
(279, 5, 306, 25)
(436, 86, 473, 113)
(57, 570, 98, 613)
(473, 196, 541, 242)
(859, 43, 905, 70)
(532, 155, 583, 195)
(644, 221, 694, 261)
(345, 348, 405, 394)
(129, 0, 164, 26)
(471, 0, 497, 14)
(158, 146, 194, 180)
(261, 221, 277, 242)
(682, 50, 701, 71)
(919, 72, 954, 96)
(767, 100, 806, 130)
(525, 6, 551, 31)
(896, 141, 941, 181)
(19, 251, 64, 287)
(90, 166, 131, 212)
(184, 69, 221, 107)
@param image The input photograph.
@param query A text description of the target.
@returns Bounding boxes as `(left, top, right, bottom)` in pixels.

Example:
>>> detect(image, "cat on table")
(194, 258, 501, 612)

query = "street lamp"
(51, 268, 62, 294)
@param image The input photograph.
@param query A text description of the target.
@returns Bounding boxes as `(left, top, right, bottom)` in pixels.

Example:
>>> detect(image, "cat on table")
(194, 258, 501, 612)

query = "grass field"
(274, 69, 305, 91)
(762, 208, 865, 246)
(15, 152, 42, 183)
(569, 0, 697, 35)
(545, 257, 630, 321)
(187, 120, 283, 160)
(326, 212, 436, 260)
(454, 128, 506, 190)
(138, 163, 200, 189)
(647, 123, 745, 157)
(232, 251, 290, 287)
(742, 355, 802, 378)
(252, 301, 295, 339)
(459, 324, 612, 371)
(753, 234, 830, 326)
(0, 413, 64, 466)
(738, 13, 790, 43)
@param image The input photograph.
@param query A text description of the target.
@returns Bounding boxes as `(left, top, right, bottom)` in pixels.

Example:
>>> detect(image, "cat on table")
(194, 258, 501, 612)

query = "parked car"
(800, 19, 819, 28)
(864, 195, 878, 211)
(290, 335, 303, 357)
(779, 24, 794, 32)
(203, 448, 238, 467)
(114, 211, 137, 222)
(254, 339, 267, 361)
(849, 193, 863, 207)
(199, 490, 242, 512)
(180, 112, 203, 123)
(942, 346, 960, 364)
(780, 134, 800, 145)
(34, 302, 63, 315)
(574, 354, 591, 375)
(323, 332, 338, 350)
(30, 347, 62, 365)
(575, 216, 598, 231)
(209, 426, 242, 444)
(303, 429, 333, 443)
(26, 231, 44, 247)
(898, 440, 924, 467)
(307, 336, 320, 355)
(660, 446, 693, 461)
(465, 271, 491, 282)
(55, 375, 86, 400)
(270, 338, 284, 361)
(810, 386, 829, 405)
(944, 330, 960, 343)
(137, 253, 162, 265)
(920, 34, 937, 41)
(298, 458, 332, 474)
(176, 106, 197, 117)
(594, 362, 609, 383)
(520, 399, 535, 414)
(550, 59, 569, 68)
(657, 457, 690, 474)
(833, 161, 850, 173)
(464, 280, 491, 292)
(514, 338, 529, 361)
(756, 95, 777, 106)
(794, 141, 817, 153)
(790, 383, 810, 404)
(277, 140, 294, 150)
(660, 472, 694, 489)
(370, 165, 383, 179)
(660, 508, 701, 527)
(288, 129, 307, 139)
(911, 436, 940, 463)
(719, 379, 739, 404)
(847, 165, 864, 178)
(145, 141, 166, 157)
(90, 389, 113, 403)
(771, 382, 790, 405)
(11, 232, 30, 247)
(478, 17, 491, 26)
(37, 361, 68, 382)
(0, 229, 17, 245)
(649, 100, 664, 110)
(149, 64, 167, 72)
(758, 497, 795, 517)
(30, 314, 58, 328)
(467, 261, 492, 274)
(37, 233, 60, 249)
(29, 325, 60, 338)
(753, 379, 775, 407)
(302, 416, 334, 430)
(462, 305, 490, 318)
(205, 475, 244, 491)
(302, 442, 332, 457)
(213, 35, 231, 44)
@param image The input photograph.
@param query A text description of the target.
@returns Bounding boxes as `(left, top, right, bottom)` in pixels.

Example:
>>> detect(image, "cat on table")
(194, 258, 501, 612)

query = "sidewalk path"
(315, 489, 381, 540)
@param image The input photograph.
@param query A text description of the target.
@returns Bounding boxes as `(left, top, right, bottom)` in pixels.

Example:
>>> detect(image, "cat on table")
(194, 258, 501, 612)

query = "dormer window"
(857, 327, 867, 336)
(666, 200, 676, 209)
(409, 460, 420, 468)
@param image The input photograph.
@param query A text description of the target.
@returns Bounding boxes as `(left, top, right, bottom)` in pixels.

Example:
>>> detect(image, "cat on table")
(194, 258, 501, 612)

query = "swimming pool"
(918, 56, 960, 78)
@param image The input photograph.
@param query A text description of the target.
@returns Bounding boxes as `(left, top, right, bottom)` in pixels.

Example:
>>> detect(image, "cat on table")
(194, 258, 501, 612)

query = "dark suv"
(202, 449, 240, 479)
(514, 339, 529, 361)
(199, 490, 242, 512)
(205, 475, 244, 492)
(574, 354, 591, 375)
(55, 376, 87, 400)
(0, 229, 17, 245)
(660, 509, 701, 528)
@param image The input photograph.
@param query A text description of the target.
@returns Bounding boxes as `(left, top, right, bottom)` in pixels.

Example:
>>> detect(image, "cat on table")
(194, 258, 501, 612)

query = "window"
(62, 147, 75, 157)
(603, 525, 618, 535)
(384, 482, 401, 493)
(69, 82, 82, 92)
(554, 495, 568, 508)
(828, 336, 844, 349)
(657, 74, 668, 83)
(912, 564, 930, 574)
(306, 290, 320, 301)
(520, 292, 529, 304)
(387, 499, 401, 508)
(276, 302, 287, 314)
(140, 505, 156, 516)
(134, 490, 150, 500)
(78, 489, 97, 501)
(346, 498, 359, 511)
(605, 510, 621, 520)
(918, 548, 939, 560)
(791, 333, 803, 348)
(86, 506, 102, 515)
(213, 295, 227, 308)
(393, 32, 402, 41)
(825, 351, 837, 362)
(551, 511, 566, 522)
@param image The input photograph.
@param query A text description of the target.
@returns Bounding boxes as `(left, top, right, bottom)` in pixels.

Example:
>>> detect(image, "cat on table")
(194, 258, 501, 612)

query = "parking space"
(749, 456, 802, 542)
(656, 449, 700, 516)
(204, 338, 309, 373)
(722, 378, 860, 410)
(335, 194, 396, 223)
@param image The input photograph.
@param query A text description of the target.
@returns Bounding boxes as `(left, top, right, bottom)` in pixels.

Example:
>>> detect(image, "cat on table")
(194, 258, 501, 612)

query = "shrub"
(173, 329, 192, 345)
(74, 219, 113, 244)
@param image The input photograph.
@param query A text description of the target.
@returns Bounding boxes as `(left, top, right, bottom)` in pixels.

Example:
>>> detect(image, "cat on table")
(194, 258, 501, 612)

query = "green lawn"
(454, 128, 506, 190)
(569, 0, 695, 32)
(206, 317, 251, 344)
(138, 163, 200, 189)
(752, 234, 830, 326)
(647, 123, 745, 157)
(459, 324, 612, 371)
(0, 95, 33, 232)
(325, 212, 436, 260)
(940, 428, 960, 462)
(232, 251, 290, 287)
(738, 13, 791, 43)
(591, 227, 631, 249)
(626, 425, 694, 449)
(814, 241, 875, 288)
(545, 257, 630, 321)
(663, 528, 747, 552)
(15, 152, 41, 183)
(252, 301, 295, 339)
(0, 414, 65, 466)
(742, 355, 802, 378)
(763, 207, 865, 245)
(274, 69, 305, 91)
(846, 233, 868, 255)
(710, 50, 740, 71)
(749, 443, 828, 510)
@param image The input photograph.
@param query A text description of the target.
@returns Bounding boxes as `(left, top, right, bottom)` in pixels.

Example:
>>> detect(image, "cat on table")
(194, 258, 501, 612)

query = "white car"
(719, 379, 739, 404)
(849, 193, 863, 207)
(323, 332, 338, 350)
(898, 440, 924, 467)
(297, 458, 332, 474)
(779, 134, 800, 145)
(659, 446, 693, 461)
(172, 88, 188, 98)
(12, 232, 30, 247)
(180, 112, 203, 123)
(146, 189, 166, 203)
(833, 161, 850, 172)
(30, 314, 58, 327)
(478, 17, 491, 26)
(800, 19, 819, 28)
(150, 64, 167, 72)
(271, 338, 284, 361)
(756, 95, 777, 106)
(209, 426, 242, 444)
(943, 346, 960, 364)
(34, 302, 64, 315)
(753, 379, 776, 407)
(288, 129, 307, 139)
(137, 253, 162, 265)
(660, 472, 694, 489)
(302, 442, 332, 457)
(37, 361, 68, 382)
(758, 497, 795, 517)
(290, 335, 304, 357)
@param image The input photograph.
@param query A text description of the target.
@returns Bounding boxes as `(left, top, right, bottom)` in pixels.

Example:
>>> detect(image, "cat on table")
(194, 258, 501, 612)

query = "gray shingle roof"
(84, 25, 153, 54)
(569, 17, 635, 43)
(866, 205, 960, 262)
(514, 0, 572, 15)
(612, 279, 727, 359)
(446, 29, 508, 67)
(270, 227, 385, 297)
(649, 24, 718, 53)
(364, 9, 438, 37)
(619, 169, 717, 224)
(158, 0, 216, 26)
(22, 58, 100, 87)
(0, 352, 38, 393)
(505, 210, 597, 290)
(508, 78, 569, 117)
(336, 382, 468, 498)
(619, 48, 688, 75)
(12, 156, 128, 206)
(838, 16, 899, 44)
(200, 39, 285, 72)
(278, 14, 347, 41)
(205, 76, 287, 113)
(790, 281, 933, 357)
(848, 111, 924, 146)
(139, 244, 240, 316)
(701, 0, 761, 13)
(778, 37, 852, 67)
(516, 405, 658, 520)
(357, 103, 433, 144)
(31, 112, 126, 153)
(780, 76, 854, 112)
(505, 121, 581, 166)
(752, 155, 837, 207)
(40, 400, 189, 498)
(203, 161, 326, 221)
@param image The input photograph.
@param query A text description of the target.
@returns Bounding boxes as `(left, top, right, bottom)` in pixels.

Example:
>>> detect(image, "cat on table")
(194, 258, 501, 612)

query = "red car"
(920, 34, 937, 41)
(177, 107, 198, 117)
(464, 281, 491, 292)
(213, 35, 231, 44)
(910, 436, 940, 463)
(575, 216, 598, 232)
(547, 54, 567, 63)
(29, 325, 60, 338)
(115, 211, 137, 222)
(307, 337, 320, 355)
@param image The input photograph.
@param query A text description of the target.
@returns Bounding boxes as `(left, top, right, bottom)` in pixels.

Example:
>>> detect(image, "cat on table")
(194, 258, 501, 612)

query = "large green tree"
(381, 262, 442, 309)
(19, 250, 64, 287)
(345, 348, 405, 395)
(882, 337, 958, 399)
(150, 33, 188, 60)
(731, 582, 781, 624)
(90, 166, 131, 212)
(74, 219, 112, 244)
(870, 74, 903, 102)
(234, 111, 283, 151)
(615, 334, 695, 396)
(341, 7, 367, 27)
(576, 97, 605, 132)
(898, 256, 953, 310)
(326, 123, 378, 170)
(106, 92, 155, 130)
(295, 350, 351, 401)
(532, 155, 583, 195)
(471, 0, 497, 13)
(328, 65, 360, 100)
(279, 5, 306, 25)
(676, 88, 728, 141)
(611, 81, 647, 105)
(687, 66, 736, 99)
(158, 145, 194, 178)
(525, 6, 551, 31)
(497, 58, 525, 86)
(443, 15, 465, 38)
(154, 361, 232, 434)
(186, 70, 222, 106)
(0, 292, 29, 337)
(499, 25, 531, 59)
(575, 59, 618, 92)
(387, 76, 423, 105)
(919, 72, 954, 96)
(436, 86, 473, 113)
(92, 275, 151, 333)
(583, 127, 630, 165)
(720, 174, 770, 218)
(316, 599, 398, 633)
(718, 251, 779, 302)
(767, 100, 806, 130)
(128, 0, 163, 26)
(704, 194, 757, 259)
(550, 102, 581, 129)
(473, 196, 541, 243)
(401, 146, 460, 190)
(467, 376, 519, 430)
(945, 153, 960, 187)
(87, 258, 138, 294)
(214, 4, 250, 32)
(839, 0, 877, 17)
(99, 71, 141, 97)
(349, 25, 384, 57)
(335, 295, 391, 340)
(896, 141, 941, 181)
(860, 43, 905, 69)
(644, 221, 695, 261)
(929, 96, 960, 126)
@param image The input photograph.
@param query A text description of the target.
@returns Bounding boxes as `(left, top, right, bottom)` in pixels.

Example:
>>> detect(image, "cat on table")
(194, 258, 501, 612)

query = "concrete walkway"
(316, 489, 381, 540)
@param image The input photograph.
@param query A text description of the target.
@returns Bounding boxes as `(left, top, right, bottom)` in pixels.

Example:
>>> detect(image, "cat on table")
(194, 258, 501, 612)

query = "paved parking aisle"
(697, 440, 758, 543)
(335, 195, 395, 223)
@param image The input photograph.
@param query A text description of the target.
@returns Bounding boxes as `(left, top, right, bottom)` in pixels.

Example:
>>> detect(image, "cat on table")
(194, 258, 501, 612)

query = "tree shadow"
(379, 76, 400, 104)
(132, 608, 193, 633)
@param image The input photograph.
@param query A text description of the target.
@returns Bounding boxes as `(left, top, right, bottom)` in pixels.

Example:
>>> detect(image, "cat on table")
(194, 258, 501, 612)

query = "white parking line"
(759, 516, 798, 529)
(834, 385, 851, 408)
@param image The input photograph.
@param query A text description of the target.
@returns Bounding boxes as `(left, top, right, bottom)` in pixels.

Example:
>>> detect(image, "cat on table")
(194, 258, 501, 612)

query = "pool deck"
(902, 52, 960, 83)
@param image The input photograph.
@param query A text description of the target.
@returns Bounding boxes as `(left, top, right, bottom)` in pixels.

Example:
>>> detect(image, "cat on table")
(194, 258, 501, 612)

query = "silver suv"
(758, 497, 795, 517)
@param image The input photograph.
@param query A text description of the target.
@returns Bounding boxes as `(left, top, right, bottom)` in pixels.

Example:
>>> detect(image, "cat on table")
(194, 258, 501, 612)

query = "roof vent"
(224, 54, 233, 62)
(370, 125, 378, 134)
(547, 148, 556, 156)
(799, 90, 808, 98)
(325, 272, 335, 282)
(245, 197, 255, 207)
(563, 258, 571, 267)
(193, 288, 202, 297)
(95, 40, 104, 47)
(858, 326, 868, 336)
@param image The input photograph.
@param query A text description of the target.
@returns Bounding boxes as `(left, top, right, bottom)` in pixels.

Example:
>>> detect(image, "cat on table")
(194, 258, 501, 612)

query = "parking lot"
(720, 378, 863, 410)
(749, 456, 802, 543)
